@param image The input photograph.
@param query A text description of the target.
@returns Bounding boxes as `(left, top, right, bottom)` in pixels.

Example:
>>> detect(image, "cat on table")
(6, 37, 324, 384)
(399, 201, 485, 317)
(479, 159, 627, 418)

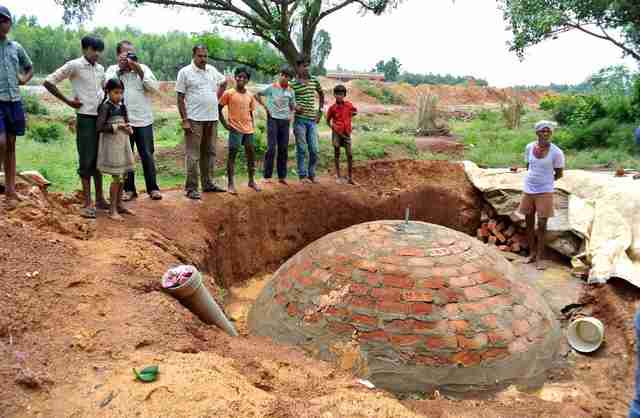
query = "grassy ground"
(14, 93, 640, 194)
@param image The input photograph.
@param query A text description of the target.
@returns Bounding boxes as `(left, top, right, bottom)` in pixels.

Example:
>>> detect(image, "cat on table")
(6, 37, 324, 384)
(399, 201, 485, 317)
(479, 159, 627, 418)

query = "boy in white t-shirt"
(518, 120, 565, 270)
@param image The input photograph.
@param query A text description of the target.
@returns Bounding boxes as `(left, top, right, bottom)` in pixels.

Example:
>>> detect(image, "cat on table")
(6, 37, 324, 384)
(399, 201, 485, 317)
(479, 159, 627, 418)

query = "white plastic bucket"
(567, 317, 604, 353)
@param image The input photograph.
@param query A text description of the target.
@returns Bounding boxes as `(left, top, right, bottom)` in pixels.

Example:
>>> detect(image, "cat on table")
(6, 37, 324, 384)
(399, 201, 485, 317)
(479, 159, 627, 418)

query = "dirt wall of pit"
(201, 160, 482, 287)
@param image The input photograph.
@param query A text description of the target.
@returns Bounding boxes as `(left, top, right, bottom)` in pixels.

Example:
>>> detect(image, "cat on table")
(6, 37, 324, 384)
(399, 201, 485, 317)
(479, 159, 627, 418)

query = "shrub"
(28, 122, 66, 143)
(538, 94, 559, 111)
(476, 109, 500, 123)
(501, 96, 525, 129)
(21, 90, 48, 115)
(354, 80, 403, 105)
(603, 95, 634, 123)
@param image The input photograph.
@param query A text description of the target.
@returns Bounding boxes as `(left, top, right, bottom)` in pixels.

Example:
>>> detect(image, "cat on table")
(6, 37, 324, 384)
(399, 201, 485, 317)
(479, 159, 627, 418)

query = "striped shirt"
(291, 76, 322, 120)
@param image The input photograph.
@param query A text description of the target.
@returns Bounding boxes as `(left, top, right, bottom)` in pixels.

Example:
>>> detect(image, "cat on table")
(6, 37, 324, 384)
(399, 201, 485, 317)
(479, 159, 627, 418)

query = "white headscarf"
(535, 120, 556, 132)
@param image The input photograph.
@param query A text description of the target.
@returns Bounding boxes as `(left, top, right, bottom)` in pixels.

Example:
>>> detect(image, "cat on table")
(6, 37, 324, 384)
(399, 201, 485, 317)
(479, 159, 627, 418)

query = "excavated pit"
(200, 160, 482, 287)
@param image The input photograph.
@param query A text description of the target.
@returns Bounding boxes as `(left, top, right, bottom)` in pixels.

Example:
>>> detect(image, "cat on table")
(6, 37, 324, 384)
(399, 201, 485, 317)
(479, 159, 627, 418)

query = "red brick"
(359, 330, 389, 342)
(296, 275, 313, 287)
(383, 275, 415, 289)
(487, 278, 510, 291)
(287, 303, 300, 317)
(355, 260, 378, 273)
(349, 296, 376, 310)
(473, 271, 497, 284)
(329, 322, 355, 335)
(395, 248, 425, 257)
(488, 329, 514, 346)
(440, 289, 463, 303)
(451, 351, 482, 367)
(445, 304, 460, 316)
(410, 267, 434, 279)
(363, 272, 382, 287)
(403, 290, 434, 302)
(300, 259, 313, 270)
(334, 265, 354, 277)
(275, 294, 287, 305)
(390, 334, 423, 346)
(377, 256, 405, 265)
(310, 269, 332, 282)
(449, 320, 470, 333)
(463, 286, 490, 301)
(410, 303, 433, 316)
(325, 306, 349, 317)
(485, 295, 513, 308)
(431, 267, 458, 278)
(417, 277, 446, 290)
(512, 319, 530, 337)
(460, 302, 489, 314)
(449, 275, 475, 288)
(277, 277, 294, 292)
(480, 348, 509, 361)
(415, 354, 449, 366)
(352, 314, 378, 327)
(459, 263, 481, 275)
(480, 314, 498, 329)
(349, 283, 370, 296)
(407, 257, 435, 267)
(425, 335, 458, 350)
(427, 248, 450, 257)
(377, 301, 410, 314)
(457, 333, 488, 350)
(371, 287, 403, 301)
(385, 319, 416, 332)
(416, 320, 448, 332)
(380, 264, 410, 276)
(304, 312, 322, 323)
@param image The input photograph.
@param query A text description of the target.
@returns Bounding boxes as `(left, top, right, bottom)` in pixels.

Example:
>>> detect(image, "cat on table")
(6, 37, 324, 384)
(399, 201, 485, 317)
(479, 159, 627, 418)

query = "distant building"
(326, 71, 385, 82)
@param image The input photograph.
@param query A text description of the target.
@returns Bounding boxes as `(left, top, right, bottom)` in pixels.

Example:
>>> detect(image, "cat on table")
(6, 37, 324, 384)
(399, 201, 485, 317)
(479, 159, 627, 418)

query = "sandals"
(186, 190, 201, 200)
(202, 185, 226, 193)
(122, 192, 137, 202)
(80, 207, 97, 219)
(150, 190, 163, 200)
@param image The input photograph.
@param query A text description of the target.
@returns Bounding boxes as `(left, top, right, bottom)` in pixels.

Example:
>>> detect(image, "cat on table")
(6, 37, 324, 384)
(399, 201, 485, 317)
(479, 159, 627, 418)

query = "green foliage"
(21, 90, 48, 115)
(401, 72, 488, 87)
(56, 1, 402, 69)
(133, 365, 159, 383)
(499, 0, 640, 61)
(543, 94, 606, 126)
(354, 80, 403, 105)
(374, 58, 402, 82)
(28, 122, 66, 143)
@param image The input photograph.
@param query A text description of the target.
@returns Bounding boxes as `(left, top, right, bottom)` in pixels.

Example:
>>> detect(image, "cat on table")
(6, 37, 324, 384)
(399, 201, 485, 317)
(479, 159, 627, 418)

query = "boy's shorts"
(332, 131, 351, 148)
(229, 129, 255, 150)
(0, 100, 26, 136)
(76, 114, 99, 178)
(519, 193, 555, 218)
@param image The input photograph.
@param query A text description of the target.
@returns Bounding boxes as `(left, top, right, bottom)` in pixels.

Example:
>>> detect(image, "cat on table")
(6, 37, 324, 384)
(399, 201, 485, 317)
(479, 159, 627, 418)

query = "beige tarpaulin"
(463, 161, 640, 288)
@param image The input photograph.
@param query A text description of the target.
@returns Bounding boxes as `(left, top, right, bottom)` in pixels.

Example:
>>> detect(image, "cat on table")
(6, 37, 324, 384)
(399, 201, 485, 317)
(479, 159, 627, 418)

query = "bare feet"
(300, 178, 312, 184)
(278, 179, 288, 186)
(309, 177, 320, 184)
(262, 179, 273, 184)
(117, 206, 135, 215)
(228, 184, 238, 195)
(336, 176, 346, 185)
(108, 212, 124, 221)
(347, 178, 357, 185)
(248, 181, 261, 192)
(536, 260, 547, 270)
(523, 254, 537, 264)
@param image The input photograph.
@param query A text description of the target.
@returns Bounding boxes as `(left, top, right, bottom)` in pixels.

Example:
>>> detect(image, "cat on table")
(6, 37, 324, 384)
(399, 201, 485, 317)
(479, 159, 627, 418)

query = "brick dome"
(248, 221, 561, 394)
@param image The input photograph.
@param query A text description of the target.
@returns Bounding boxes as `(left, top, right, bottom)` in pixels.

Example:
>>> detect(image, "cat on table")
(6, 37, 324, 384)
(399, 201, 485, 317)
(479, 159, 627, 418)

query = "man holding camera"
(105, 40, 162, 201)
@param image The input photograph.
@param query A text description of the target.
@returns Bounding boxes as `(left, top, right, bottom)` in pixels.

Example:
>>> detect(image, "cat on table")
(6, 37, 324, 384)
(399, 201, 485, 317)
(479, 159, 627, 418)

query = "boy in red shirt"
(326, 85, 357, 185)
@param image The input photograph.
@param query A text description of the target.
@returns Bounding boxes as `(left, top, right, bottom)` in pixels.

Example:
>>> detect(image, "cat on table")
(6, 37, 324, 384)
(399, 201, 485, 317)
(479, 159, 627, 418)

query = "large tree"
(56, 0, 403, 68)
(499, 0, 640, 61)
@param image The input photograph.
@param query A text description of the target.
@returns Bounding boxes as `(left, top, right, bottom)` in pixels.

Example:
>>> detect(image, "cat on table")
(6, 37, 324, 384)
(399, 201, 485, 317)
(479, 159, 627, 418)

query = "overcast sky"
(5, 0, 637, 87)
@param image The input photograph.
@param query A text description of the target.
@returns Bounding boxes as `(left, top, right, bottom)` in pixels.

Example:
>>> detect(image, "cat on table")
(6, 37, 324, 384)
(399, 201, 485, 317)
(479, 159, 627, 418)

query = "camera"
(127, 52, 138, 62)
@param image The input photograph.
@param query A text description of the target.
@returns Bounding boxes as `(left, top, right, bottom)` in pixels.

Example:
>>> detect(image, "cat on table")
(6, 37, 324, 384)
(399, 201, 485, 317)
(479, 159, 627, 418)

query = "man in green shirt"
(290, 56, 324, 184)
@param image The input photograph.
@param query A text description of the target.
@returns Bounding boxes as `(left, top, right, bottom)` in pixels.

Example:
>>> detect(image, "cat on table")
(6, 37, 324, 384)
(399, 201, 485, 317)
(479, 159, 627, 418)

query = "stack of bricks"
(476, 204, 529, 255)
(249, 220, 560, 394)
